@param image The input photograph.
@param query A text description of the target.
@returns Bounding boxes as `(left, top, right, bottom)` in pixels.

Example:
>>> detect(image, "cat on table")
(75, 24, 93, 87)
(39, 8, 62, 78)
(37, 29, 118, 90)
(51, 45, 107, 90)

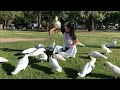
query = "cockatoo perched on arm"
(49, 16, 61, 35)
(78, 56, 96, 77)
(104, 61, 120, 79)
(54, 16, 61, 29)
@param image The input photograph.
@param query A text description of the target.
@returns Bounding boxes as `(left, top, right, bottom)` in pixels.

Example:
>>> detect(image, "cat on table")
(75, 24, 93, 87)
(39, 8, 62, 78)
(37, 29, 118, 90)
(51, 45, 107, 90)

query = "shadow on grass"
(28, 57, 41, 65)
(63, 67, 78, 79)
(79, 55, 90, 59)
(87, 73, 117, 79)
(2, 63, 15, 75)
(107, 46, 120, 49)
(0, 48, 23, 52)
(31, 63, 54, 74)
(15, 53, 24, 56)
(86, 45, 100, 48)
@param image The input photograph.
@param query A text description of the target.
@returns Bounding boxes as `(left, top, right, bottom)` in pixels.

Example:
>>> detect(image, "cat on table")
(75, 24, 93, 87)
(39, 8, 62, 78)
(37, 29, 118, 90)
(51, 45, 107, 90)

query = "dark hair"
(66, 22, 75, 33)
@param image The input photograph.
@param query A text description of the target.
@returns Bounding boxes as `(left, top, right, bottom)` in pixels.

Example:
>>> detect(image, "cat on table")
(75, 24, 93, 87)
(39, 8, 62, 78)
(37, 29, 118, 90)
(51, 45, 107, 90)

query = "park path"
(0, 38, 48, 43)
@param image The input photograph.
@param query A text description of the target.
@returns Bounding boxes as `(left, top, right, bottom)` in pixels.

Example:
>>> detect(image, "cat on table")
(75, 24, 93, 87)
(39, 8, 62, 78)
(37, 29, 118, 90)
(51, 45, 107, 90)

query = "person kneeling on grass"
(52, 21, 79, 58)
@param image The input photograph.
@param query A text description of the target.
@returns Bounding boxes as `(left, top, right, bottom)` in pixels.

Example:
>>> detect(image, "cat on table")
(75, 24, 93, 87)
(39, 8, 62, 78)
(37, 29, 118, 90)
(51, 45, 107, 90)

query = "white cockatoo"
(101, 43, 112, 55)
(39, 52, 48, 61)
(21, 48, 37, 54)
(78, 42, 85, 47)
(53, 54, 66, 61)
(106, 39, 118, 48)
(104, 61, 120, 79)
(49, 55, 62, 72)
(0, 57, 9, 62)
(11, 54, 29, 75)
(54, 16, 61, 29)
(34, 44, 45, 49)
(58, 51, 70, 58)
(78, 56, 96, 77)
(88, 51, 108, 59)
(28, 48, 45, 58)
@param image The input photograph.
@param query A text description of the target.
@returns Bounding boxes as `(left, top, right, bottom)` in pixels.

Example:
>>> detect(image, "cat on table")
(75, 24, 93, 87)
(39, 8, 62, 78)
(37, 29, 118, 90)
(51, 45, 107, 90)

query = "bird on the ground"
(53, 54, 66, 61)
(88, 51, 108, 59)
(49, 55, 62, 72)
(104, 61, 120, 79)
(39, 52, 48, 61)
(21, 48, 37, 54)
(0, 57, 9, 62)
(106, 39, 118, 48)
(101, 43, 112, 55)
(11, 54, 29, 75)
(78, 56, 96, 77)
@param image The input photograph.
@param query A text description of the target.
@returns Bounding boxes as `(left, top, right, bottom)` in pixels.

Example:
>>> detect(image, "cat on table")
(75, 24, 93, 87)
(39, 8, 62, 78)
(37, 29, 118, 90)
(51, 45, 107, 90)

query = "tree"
(0, 11, 16, 29)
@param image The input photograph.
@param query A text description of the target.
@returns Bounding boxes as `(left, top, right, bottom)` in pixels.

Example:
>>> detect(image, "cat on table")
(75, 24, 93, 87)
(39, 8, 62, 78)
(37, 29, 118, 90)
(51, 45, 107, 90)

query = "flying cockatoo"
(28, 48, 45, 58)
(21, 48, 37, 54)
(53, 54, 66, 61)
(0, 57, 9, 62)
(49, 55, 62, 72)
(101, 43, 112, 55)
(104, 61, 120, 79)
(78, 56, 96, 77)
(11, 54, 29, 75)
(106, 39, 118, 48)
(39, 52, 48, 61)
(88, 51, 108, 59)
(78, 42, 85, 47)
(54, 16, 61, 29)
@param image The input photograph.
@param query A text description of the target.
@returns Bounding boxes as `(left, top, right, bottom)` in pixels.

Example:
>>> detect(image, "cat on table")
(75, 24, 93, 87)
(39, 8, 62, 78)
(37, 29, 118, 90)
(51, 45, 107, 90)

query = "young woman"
(53, 21, 79, 58)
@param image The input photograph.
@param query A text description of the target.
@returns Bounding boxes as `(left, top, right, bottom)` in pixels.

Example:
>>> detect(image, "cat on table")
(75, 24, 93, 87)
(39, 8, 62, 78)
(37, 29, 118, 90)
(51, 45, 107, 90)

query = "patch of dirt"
(0, 38, 48, 43)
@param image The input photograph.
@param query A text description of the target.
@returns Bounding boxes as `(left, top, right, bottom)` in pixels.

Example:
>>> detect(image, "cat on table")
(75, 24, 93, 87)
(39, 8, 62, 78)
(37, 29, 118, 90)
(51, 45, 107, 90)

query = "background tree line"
(0, 11, 120, 31)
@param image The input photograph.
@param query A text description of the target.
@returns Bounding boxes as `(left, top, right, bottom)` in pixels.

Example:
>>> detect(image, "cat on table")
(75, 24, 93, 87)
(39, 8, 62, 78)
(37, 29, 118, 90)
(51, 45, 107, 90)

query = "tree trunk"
(4, 20, 6, 29)
(88, 19, 94, 31)
(38, 12, 41, 31)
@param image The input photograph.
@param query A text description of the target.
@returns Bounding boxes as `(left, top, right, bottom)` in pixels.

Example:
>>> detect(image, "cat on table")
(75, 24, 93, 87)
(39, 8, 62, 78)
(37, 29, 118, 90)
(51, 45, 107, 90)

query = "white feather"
(104, 61, 120, 79)
(53, 54, 66, 61)
(28, 48, 45, 57)
(54, 16, 61, 28)
(39, 52, 48, 61)
(11, 54, 29, 75)
(88, 51, 108, 59)
(49, 56, 62, 72)
(58, 51, 70, 58)
(0, 57, 9, 62)
(35, 44, 45, 49)
(101, 44, 112, 54)
(78, 56, 96, 77)
(55, 16, 58, 21)
(106, 39, 118, 47)
(21, 48, 37, 54)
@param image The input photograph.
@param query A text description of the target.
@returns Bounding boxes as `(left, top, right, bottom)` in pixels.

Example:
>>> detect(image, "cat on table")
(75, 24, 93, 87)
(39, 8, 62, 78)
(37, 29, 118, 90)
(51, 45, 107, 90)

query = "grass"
(0, 29, 120, 79)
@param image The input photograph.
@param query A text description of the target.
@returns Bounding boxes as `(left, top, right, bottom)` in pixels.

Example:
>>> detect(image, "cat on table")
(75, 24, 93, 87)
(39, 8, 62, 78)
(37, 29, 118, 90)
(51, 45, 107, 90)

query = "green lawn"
(0, 30, 120, 79)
